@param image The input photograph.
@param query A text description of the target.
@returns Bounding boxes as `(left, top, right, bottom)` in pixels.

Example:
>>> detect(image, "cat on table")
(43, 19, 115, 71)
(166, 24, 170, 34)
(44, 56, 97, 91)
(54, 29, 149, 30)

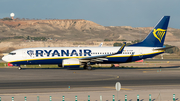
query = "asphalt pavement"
(0, 67, 180, 94)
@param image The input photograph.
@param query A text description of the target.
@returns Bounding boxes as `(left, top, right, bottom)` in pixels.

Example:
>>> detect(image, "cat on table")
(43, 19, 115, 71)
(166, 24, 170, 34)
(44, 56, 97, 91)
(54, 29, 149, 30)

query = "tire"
(18, 67, 22, 70)
(87, 66, 92, 70)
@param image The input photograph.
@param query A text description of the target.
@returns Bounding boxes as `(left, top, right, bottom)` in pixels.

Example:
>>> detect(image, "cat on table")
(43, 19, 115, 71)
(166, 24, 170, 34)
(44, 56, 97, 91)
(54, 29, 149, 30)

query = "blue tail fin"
(130, 16, 170, 47)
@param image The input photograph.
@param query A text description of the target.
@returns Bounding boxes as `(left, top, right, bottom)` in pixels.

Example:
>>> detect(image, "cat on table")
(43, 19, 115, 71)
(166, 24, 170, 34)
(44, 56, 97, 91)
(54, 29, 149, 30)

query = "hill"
(0, 19, 180, 52)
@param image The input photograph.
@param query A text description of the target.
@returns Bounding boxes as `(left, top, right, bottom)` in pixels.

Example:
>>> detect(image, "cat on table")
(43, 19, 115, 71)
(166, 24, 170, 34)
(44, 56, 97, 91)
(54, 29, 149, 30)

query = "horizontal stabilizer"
(153, 46, 174, 50)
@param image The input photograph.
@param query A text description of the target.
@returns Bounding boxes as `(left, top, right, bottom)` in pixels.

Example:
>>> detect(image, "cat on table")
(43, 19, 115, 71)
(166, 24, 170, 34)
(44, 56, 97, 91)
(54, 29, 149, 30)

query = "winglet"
(116, 42, 126, 54)
(80, 42, 126, 61)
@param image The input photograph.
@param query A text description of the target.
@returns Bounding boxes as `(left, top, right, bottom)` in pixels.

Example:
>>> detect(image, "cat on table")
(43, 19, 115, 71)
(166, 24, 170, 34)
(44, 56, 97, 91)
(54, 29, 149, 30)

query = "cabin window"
(9, 53, 16, 55)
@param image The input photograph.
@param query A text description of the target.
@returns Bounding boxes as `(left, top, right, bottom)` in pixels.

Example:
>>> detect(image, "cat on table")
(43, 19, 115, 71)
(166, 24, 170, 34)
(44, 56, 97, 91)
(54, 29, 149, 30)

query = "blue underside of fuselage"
(10, 52, 163, 65)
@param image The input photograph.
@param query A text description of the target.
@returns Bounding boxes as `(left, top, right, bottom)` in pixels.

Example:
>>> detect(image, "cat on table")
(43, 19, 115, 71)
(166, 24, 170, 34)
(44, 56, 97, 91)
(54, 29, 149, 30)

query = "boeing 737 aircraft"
(2, 16, 171, 70)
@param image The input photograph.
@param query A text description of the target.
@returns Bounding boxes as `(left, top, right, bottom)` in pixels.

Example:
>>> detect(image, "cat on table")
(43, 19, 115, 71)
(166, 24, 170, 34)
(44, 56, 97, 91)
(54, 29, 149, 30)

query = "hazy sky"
(0, 0, 179, 28)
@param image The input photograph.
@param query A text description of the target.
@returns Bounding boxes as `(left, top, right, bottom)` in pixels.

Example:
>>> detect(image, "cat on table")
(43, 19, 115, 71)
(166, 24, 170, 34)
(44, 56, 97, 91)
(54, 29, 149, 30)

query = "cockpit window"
(9, 53, 16, 55)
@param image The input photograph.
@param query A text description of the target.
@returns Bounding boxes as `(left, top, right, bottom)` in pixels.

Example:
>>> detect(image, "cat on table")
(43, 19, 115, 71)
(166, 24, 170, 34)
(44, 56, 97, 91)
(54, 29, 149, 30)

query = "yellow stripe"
(103, 87, 132, 90)
(64, 64, 80, 66)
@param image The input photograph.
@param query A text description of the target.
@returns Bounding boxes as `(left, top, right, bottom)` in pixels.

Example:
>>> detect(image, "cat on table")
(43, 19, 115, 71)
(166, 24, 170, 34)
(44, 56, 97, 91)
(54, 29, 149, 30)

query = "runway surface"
(0, 67, 180, 93)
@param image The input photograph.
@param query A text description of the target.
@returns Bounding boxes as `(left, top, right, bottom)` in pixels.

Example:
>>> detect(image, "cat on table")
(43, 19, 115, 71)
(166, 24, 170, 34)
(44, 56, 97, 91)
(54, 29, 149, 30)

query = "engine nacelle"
(62, 59, 81, 68)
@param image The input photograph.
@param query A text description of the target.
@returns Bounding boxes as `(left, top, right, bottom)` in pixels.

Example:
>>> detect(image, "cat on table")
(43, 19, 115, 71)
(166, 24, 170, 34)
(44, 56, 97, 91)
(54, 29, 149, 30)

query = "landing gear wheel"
(18, 67, 22, 70)
(87, 66, 92, 70)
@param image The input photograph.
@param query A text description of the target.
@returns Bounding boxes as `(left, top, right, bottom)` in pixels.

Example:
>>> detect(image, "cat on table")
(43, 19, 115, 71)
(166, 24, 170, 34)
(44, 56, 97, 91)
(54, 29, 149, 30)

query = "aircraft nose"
(2, 55, 9, 62)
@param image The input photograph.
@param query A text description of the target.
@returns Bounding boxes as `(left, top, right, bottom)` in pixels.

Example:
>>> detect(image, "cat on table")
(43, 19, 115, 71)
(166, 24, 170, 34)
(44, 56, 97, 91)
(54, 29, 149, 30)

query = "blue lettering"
(52, 50, 60, 57)
(36, 50, 43, 57)
(70, 50, 78, 56)
(35, 49, 93, 57)
(79, 49, 82, 56)
(44, 50, 52, 57)
(61, 50, 69, 56)
(84, 49, 91, 56)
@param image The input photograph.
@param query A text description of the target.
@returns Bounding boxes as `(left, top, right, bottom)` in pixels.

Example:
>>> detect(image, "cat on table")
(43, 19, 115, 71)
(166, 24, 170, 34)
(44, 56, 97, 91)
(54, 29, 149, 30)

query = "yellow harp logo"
(153, 28, 166, 43)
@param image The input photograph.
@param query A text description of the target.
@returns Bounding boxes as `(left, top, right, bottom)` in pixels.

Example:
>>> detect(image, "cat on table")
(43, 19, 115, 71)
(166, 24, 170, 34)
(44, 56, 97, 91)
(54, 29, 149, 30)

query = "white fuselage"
(2, 46, 163, 65)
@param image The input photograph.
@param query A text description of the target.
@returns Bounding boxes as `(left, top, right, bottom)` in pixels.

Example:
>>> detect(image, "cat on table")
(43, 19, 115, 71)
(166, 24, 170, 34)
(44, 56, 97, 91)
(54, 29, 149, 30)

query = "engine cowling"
(62, 59, 81, 68)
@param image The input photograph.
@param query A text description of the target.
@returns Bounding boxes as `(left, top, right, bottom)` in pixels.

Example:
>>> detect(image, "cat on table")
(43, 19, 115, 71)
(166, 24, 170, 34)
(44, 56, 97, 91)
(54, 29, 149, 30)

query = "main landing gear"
(87, 65, 92, 70)
(18, 66, 22, 70)
(83, 64, 92, 70)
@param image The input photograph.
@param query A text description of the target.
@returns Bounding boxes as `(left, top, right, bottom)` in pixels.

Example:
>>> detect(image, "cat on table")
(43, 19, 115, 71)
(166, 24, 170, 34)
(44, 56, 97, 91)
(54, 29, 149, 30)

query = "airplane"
(98, 43, 103, 47)
(2, 16, 171, 70)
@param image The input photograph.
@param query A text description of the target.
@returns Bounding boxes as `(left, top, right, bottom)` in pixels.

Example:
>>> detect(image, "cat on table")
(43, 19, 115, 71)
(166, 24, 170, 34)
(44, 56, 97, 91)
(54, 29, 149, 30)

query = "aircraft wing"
(79, 42, 126, 62)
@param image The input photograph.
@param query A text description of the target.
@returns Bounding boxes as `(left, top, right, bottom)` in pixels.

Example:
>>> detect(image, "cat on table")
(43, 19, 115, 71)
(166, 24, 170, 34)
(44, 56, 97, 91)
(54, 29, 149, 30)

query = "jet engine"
(62, 58, 81, 68)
